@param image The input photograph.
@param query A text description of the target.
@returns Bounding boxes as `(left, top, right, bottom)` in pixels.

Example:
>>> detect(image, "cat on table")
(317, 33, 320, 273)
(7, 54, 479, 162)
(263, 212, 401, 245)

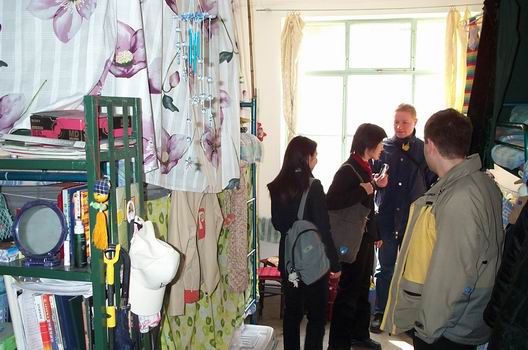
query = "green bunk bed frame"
(0, 95, 144, 349)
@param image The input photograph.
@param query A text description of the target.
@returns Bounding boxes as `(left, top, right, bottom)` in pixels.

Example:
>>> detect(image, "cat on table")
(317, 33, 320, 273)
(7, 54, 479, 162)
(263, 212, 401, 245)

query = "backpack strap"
(297, 178, 315, 220)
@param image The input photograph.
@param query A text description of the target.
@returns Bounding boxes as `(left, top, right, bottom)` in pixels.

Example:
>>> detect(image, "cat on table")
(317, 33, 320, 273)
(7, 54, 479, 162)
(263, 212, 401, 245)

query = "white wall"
(252, 0, 484, 222)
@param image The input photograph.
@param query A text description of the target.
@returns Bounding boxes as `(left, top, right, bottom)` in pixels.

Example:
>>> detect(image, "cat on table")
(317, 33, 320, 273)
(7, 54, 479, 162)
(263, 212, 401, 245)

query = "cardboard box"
(30, 110, 131, 141)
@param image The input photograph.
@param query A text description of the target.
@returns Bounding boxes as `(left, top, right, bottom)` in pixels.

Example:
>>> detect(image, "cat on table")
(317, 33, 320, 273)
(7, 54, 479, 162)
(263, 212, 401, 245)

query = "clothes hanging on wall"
(145, 194, 247, 349)
(445, 8, 471, 111)
(462, 14, 483, 114)
(167, 190, 223, 316)
(223, 167, 249, 293)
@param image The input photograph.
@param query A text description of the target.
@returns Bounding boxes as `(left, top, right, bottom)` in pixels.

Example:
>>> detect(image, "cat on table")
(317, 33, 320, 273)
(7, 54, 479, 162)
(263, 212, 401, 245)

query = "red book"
(42, 294, 58, 350)
(34, 294, 52, 350)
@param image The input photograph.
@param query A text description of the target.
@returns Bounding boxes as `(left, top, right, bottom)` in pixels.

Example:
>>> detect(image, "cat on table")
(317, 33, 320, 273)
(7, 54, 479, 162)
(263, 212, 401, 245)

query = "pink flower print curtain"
(0, 0, 157, 169)
(0, 0, 241, 192)
(143, 0, 241, 193)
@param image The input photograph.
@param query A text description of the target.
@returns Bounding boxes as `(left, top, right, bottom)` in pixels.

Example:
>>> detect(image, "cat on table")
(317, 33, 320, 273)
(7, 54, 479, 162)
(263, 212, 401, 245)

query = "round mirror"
(13, 200, 66, 264)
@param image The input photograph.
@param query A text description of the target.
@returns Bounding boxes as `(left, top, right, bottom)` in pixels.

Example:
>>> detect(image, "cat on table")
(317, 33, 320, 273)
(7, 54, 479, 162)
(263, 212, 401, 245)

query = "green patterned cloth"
(145, 194, 249, 350)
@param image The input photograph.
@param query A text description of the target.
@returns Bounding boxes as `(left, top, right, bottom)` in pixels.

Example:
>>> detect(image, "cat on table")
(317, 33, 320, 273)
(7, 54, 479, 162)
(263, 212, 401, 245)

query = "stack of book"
(18, 290, 92, 349)
(57, 184, 90, 267)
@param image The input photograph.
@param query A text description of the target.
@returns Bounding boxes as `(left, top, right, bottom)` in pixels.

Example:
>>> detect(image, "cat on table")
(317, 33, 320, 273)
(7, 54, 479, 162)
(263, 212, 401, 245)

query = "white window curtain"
(281, 13, 304, 141)
(445, 8, 471, 111)
(232, 0, 253, 100)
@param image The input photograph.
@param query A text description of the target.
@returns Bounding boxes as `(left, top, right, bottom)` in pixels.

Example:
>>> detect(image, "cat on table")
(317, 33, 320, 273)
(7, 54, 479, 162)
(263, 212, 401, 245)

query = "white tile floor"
(256, 292, 413, 350)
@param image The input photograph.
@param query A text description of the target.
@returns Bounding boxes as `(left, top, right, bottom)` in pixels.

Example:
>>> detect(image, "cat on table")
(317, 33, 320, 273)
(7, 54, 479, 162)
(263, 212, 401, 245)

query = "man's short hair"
(424, 108, 473, 159)
(395, 103, 417, 120)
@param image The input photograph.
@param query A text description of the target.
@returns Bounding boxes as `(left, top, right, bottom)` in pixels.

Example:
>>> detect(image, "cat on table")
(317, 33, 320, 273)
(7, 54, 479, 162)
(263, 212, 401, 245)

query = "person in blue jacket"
(370, 103, 437, 333)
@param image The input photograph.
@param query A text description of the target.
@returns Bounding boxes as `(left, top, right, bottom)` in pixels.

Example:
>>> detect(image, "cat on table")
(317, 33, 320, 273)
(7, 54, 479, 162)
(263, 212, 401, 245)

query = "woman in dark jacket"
(327, 124, 388, 350)
(268, 136, 341, 350)
(485, 201, 528, 350)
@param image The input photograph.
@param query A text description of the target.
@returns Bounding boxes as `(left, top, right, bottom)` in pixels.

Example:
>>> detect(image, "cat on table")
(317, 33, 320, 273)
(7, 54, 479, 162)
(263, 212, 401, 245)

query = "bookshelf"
(0, 95, 145, 349)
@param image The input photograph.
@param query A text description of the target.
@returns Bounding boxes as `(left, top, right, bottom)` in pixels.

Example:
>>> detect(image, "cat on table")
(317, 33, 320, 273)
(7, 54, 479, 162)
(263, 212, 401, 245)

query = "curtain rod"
(256, 3, 483, 12)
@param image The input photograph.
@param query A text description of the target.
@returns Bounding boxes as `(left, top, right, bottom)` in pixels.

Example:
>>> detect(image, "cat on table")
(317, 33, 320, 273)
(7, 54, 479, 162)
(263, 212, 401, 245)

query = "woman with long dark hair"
(327, 124, 388, 350)
(268, 136, 341, 350)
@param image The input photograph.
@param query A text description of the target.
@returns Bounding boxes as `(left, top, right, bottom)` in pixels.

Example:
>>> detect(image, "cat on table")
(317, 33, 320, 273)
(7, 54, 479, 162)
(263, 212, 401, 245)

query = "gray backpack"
(284, 179, 330, 287)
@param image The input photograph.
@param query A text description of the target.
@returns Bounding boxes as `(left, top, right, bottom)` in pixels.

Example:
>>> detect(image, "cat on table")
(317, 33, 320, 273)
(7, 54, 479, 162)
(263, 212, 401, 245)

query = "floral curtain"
(143, 0, 241, 193)
(444, 8, 471, 111)
(0, 0, 241, 193)
(281, 13, 304, 141)
(0, 0, 157, 171)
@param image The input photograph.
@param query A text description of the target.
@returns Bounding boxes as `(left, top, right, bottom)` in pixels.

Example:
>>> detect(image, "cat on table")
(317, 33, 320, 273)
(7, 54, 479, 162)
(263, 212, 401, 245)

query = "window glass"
(295, 17, 445, 168)
(416, 20, 446, 70)
(414, 74, 445, 137)
(299, 23, 346, 71)
(309, 135, 342, 191)
(346, 75, 413, 136)
(298, 75, 343, 135)
(349, 22, 412, 69)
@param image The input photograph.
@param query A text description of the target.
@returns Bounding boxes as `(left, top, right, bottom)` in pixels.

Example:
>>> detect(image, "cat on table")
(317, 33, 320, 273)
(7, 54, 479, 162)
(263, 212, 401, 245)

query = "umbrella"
(115, 246, 133, 349)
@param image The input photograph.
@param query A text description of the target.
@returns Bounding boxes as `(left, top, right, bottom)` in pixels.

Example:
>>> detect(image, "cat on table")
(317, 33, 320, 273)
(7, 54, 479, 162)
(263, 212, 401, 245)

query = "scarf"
(352, 153, 373, 180)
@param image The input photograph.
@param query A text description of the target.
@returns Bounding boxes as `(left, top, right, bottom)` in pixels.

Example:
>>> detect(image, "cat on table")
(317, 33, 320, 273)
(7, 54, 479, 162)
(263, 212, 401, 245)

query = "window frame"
(299, 17, 445, 162)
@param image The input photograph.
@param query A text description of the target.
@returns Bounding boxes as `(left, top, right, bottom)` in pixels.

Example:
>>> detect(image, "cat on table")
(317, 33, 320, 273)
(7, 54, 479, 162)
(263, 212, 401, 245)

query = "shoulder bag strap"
(297, 178, 315, 220)
(342, 163, 364, 183)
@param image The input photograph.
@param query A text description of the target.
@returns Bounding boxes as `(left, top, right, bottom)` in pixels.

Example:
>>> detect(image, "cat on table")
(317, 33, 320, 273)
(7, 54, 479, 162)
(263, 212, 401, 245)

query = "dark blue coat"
(372, 132, 437, 241)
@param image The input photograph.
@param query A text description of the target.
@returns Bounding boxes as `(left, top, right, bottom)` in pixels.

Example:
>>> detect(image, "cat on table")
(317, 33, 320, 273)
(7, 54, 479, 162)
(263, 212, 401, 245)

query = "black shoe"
(350, 338, 381, 350)
(370, 313, 383, 334)
(327, 346, 350, 350)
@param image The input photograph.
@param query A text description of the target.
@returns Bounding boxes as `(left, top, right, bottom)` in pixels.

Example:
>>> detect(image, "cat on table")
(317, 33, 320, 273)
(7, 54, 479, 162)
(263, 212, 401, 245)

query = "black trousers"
(413, 334, 477, 350)
(282, 273, 329, 350)
(328, 236, 374, 348)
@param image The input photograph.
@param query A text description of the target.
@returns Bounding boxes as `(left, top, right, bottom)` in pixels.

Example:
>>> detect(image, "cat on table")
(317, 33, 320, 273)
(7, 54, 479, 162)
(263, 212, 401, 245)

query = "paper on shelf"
(14, 278, 92, 298)
(17, 290, 42, 350)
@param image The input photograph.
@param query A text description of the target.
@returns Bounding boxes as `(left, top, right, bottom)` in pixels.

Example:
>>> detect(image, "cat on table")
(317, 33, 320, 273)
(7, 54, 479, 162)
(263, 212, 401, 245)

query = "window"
(297, 18, 446, 189)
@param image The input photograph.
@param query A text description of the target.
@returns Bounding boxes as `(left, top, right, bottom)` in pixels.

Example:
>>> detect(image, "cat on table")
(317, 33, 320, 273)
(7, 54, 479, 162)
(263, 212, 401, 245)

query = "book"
(83, 296, 93, 349)
(17, 291, 44, 349)
(55, 295, 83, 349)
(59, 184, 87, 265)
(49, 295, 64, 350)
(41, 294, 58, 350)
(73, 189, 91, 260)
(33, 294, 52, 350)
(81, 298, 90, 349)
(67, 295, 86, 350)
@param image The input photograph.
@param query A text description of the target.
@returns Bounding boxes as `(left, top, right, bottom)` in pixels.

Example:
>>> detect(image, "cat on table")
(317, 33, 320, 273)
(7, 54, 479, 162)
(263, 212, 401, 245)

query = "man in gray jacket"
(381, 109, 505, 350)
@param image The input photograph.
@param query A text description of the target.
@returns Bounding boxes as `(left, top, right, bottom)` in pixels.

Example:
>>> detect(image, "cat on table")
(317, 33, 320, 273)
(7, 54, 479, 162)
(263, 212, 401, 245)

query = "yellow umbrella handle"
(107, 306, 116, 328)
(104, 244, 120, 329)
(104, 244, 121, 285)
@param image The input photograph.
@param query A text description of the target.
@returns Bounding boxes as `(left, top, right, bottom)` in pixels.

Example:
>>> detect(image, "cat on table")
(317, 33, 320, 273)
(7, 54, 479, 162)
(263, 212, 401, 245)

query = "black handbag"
(329, 164, 371, 263)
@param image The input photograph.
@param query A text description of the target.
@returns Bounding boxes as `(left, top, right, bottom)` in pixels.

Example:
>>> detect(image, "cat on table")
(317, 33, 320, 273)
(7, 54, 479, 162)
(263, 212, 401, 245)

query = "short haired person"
(268, 136, 341, 350)
(381, 109, 505, 350)
(370, 103, 436, 333)
(327, 124, 388, 350)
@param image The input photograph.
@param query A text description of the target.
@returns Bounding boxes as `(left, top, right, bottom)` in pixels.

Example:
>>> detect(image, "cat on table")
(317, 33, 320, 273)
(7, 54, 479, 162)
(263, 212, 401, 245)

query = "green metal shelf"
(0, 261, 91, 281)
(241, 98, 258, 324)
(0, 158, 88, 171)
(0, 95, 145, 350)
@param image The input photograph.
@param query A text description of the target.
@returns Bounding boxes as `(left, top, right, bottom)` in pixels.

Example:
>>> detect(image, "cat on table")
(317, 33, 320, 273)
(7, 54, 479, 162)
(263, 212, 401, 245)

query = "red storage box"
(30, 110, 131, 141)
